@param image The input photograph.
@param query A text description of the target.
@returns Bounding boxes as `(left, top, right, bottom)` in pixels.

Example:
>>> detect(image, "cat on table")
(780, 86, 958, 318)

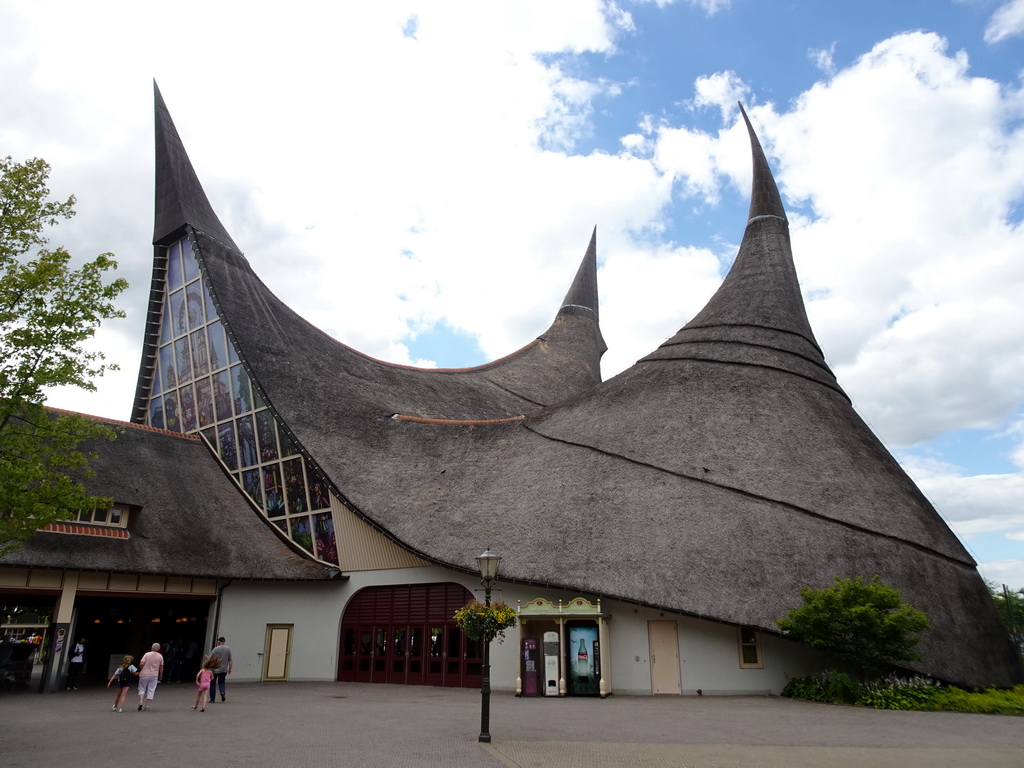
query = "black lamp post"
(476, 548, 501, 744)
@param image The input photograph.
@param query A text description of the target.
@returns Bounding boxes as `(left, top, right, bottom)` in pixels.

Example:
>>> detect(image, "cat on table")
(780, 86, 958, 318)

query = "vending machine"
(567, 624, 600, 695)
(542, 631, 560, 697)
(521, 638, 539, 696)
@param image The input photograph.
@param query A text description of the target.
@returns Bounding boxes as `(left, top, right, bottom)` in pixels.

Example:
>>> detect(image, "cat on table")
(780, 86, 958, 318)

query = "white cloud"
(985, 0, 1024, 43)
(759, 32, 1024, 447)
(690, 71, 751, 123)
(808, 43, 837, 76)
(976, 559, 1024, 589)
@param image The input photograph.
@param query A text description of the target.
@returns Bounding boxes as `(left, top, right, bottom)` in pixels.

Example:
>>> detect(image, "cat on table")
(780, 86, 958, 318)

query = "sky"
(2, 0, 1022, 588)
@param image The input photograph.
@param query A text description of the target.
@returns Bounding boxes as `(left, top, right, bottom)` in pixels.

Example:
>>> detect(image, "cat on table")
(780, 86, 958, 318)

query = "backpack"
(118, 666, 133, 685)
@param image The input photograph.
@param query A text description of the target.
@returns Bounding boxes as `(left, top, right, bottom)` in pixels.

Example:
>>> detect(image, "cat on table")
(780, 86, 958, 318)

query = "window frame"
(77, 503, 131, 529)
(737, 626, 764, 669)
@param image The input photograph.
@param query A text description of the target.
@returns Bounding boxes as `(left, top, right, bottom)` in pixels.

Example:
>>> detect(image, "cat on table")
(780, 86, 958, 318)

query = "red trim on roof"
(40, 522, 131, 539)
(393, 414, 525, 425)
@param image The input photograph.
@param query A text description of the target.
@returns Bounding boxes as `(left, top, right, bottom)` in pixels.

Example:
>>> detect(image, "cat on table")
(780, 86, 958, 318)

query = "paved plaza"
(2, 681, 1022, 767)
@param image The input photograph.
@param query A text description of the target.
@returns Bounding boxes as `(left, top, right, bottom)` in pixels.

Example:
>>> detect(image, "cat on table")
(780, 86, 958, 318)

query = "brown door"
(371, 626, 389, 683)
(406, 626, 425, 685)
(339, 626, 357, 681)
(354, 626, 373, 683)
(338, 583, 477, 688)
(426, 625, 446, 686)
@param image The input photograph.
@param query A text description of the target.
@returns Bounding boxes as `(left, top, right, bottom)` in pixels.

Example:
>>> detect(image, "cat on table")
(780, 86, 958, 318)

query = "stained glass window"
(218, 422, 238, 471)
(167, 241, 183, 292)
(149, 397, 164, 430)
(144, 236, 342, 562)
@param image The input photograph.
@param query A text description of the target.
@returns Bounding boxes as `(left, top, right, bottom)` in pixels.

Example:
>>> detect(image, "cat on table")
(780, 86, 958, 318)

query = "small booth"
(515, 597, 610, 698)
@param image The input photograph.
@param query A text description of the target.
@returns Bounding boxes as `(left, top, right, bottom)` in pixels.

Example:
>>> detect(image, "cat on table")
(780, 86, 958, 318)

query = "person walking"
(208, 637, 232, 702)
(137, 643, 164, 711)
(66, 637, 86, 690)
(192, 654, 219, 711)
(106, 655, 137, 712)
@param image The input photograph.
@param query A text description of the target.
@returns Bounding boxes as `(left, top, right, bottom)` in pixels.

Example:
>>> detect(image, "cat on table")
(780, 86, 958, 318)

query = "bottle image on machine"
(576, 637, 589, 677)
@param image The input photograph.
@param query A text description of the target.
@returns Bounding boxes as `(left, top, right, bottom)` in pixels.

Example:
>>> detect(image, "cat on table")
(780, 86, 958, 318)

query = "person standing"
(66, 637, 86, 690)
(208, 637, 232, 702)
(137, 643, 164, 711)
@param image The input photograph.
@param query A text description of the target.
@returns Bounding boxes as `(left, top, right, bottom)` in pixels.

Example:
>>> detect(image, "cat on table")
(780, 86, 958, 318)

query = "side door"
(262, 624, 293, 681)
(648, 620, 681, 694)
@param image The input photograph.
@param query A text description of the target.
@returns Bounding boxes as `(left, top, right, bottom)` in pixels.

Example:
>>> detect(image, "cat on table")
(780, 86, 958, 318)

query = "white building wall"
(215, 568, 822, 694)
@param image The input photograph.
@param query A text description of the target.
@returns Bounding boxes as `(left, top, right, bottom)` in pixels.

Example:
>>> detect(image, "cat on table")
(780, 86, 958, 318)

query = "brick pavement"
(1, 681, 1022, 767)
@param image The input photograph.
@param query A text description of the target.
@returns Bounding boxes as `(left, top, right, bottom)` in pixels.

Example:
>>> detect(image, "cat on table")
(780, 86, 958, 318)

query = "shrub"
(782, 670, 859, 705)
(856, 674, 942, 710)
(776, 576, 929, 680)
(783, 674, 1024, 716)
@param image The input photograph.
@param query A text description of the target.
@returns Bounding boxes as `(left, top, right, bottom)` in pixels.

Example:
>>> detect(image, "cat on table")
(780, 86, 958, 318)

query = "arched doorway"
(337, 583, 481, 688)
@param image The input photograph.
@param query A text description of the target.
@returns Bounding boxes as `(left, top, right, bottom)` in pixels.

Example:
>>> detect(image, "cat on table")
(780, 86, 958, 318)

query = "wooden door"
(262, 624, 292, 681)
(648, 620, 681, 694)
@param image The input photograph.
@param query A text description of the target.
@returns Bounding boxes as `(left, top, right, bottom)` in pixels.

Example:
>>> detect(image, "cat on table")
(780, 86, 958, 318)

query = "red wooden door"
(338, 583, 477, 688)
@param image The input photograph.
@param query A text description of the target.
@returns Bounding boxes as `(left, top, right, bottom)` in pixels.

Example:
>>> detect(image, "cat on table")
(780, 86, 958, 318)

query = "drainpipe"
(210, 579, 232, 649)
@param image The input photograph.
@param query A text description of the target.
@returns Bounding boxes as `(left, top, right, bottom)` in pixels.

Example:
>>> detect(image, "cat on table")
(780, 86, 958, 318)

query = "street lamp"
(476, 548, 501, 744)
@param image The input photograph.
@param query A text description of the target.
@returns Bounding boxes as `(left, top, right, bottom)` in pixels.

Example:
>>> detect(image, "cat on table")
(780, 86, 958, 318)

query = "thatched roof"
(128, 88, 1023, 688)
(1, 416, 328, 581)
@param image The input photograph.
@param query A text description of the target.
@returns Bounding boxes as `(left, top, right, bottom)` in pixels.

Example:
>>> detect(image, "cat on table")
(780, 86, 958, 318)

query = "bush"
(782, 670, 859, 705)
(857, 674, 942, 710)
(776, 576, 929, 680)
(782, 673, 1024, 716)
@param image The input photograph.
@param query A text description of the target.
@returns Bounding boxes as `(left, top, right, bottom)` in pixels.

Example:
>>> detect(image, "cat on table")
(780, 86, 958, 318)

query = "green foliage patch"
(776, 575, 929, 680)
(1, 156, 128, 553)
(782, 671, 1024, 715)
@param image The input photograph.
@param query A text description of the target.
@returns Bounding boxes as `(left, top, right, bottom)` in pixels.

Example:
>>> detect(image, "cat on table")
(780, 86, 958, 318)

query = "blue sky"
(1, 0, 1022, 586)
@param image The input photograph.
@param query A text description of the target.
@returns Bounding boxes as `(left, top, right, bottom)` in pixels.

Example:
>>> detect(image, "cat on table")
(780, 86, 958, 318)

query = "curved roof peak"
(739, 102, 787, 224)
(558, 226, 600, 322)
(153, 82, 239, 250)
(643, 101, 829, 385)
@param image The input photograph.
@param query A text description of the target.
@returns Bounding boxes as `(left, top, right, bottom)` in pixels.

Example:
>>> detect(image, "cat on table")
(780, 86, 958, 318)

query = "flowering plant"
(454, 601, 518, 643)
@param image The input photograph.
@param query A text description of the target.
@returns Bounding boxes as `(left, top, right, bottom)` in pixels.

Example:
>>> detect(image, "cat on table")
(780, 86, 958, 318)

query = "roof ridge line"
(523, 422, 972, 567)
(635, 356, 850, 401)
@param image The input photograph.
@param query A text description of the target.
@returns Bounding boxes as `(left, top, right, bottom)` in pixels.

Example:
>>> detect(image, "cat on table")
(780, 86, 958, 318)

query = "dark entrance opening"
(69, 596, 212, 687)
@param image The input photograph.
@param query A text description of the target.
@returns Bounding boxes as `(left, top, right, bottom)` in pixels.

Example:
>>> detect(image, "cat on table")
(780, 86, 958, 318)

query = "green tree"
(987, 581, 1024, 653)
(0, 156, 128, 553)
(776, 575, 930, 680)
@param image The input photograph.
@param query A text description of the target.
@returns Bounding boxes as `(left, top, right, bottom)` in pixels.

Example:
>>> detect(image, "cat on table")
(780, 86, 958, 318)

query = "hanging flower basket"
(454, 601, 518, 643)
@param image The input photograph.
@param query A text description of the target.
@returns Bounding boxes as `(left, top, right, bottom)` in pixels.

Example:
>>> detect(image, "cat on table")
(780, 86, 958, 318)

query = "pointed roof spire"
(738, 102, 787, 223)
(153, 81, 239, 250)
(558, 227, 600, 322)
(644, 102, 831, 388)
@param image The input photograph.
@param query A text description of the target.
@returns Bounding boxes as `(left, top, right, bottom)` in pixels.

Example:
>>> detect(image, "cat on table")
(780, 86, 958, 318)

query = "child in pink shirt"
(192, 654, 220, 712)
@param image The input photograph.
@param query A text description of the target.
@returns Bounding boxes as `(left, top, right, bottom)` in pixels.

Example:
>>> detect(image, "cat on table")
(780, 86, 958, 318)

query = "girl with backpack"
(192, 653, 220, 712)
(106, 655, 137, 712)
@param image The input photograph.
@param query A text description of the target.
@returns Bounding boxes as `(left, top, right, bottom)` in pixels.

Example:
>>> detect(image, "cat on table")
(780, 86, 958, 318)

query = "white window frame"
(77, 503, 131, 528)
(737, 627, 763, 669)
